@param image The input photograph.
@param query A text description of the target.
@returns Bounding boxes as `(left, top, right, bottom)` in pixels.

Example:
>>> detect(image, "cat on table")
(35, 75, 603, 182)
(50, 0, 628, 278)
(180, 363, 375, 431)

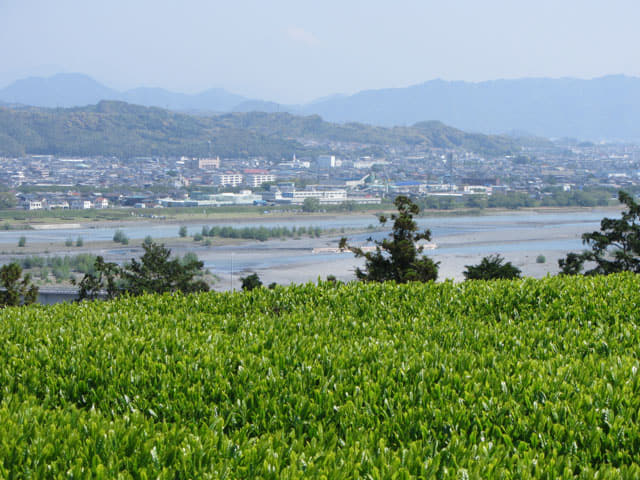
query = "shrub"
(240, 273, 262, 291)
(464, 254, 521, 281)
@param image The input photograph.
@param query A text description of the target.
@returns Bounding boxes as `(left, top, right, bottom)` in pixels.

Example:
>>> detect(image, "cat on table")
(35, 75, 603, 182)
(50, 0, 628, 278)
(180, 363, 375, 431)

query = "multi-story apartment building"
(213, 173, 243, 187)
(244, 169, 276, 187)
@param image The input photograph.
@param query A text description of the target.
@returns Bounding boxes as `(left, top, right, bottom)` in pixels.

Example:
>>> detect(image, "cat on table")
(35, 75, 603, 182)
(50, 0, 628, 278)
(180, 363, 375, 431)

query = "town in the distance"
(4, 141, 639, 212)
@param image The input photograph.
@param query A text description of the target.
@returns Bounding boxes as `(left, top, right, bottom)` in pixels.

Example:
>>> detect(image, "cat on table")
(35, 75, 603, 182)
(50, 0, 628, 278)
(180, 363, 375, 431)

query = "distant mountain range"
(0, 101, 528, 158)
(306, 76, 640, 142)
(0, 73, 247, 113)
(1, 73, 640, 141)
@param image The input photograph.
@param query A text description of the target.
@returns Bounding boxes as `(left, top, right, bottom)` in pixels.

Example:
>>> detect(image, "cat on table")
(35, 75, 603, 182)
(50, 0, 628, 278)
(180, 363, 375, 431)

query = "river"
(1, 209, 616, 288)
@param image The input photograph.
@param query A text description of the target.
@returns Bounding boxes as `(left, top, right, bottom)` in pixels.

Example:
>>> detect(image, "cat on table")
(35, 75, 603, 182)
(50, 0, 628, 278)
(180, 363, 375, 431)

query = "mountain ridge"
(0, 73, 249, 112)
(2, 73, 640, 141)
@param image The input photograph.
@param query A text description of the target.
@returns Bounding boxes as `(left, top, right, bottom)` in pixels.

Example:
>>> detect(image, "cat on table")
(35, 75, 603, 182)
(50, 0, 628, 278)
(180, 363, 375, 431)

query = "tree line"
(415, 188, 615, 211)
(193, 224, 323, 242)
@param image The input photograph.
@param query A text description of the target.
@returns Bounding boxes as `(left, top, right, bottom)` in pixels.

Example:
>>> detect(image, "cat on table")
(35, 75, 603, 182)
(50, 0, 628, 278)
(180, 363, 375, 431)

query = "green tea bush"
(1, 274, 640, 477)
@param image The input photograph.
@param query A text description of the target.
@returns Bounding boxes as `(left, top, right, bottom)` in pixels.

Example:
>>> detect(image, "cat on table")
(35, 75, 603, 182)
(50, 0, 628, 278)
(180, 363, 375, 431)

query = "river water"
(1, 209, 614, 285)
(1, 210, 608, 245)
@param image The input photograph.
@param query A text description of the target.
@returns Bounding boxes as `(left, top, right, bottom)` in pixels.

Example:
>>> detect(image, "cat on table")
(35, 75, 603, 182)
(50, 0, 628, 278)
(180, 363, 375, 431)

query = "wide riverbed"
(1, 209, 616, 289)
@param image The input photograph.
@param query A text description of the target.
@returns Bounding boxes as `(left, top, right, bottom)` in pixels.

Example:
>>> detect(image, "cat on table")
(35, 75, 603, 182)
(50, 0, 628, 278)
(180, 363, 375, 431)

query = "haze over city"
(2, 0, 639, 104)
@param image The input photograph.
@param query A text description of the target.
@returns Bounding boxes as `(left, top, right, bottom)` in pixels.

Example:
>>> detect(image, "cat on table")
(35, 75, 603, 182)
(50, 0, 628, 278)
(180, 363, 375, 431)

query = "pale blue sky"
(1, 0, 638, 103)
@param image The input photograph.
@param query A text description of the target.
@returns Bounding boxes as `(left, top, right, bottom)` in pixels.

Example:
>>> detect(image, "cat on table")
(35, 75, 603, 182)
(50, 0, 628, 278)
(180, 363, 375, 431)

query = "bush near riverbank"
(1, 274, 640, 477)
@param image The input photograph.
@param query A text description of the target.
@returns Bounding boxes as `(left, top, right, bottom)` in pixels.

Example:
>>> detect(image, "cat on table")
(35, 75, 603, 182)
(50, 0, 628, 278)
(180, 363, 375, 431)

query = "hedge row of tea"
(1, 274, 639, 478)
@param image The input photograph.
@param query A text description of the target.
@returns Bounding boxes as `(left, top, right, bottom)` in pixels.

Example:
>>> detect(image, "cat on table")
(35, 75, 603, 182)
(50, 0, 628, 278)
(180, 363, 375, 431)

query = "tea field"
(1, 274, 639, 478)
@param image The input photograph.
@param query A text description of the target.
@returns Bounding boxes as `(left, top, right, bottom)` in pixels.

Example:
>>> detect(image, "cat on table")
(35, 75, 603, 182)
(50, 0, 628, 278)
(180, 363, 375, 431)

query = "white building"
(263, 187, 347, 205)
(161, 190, 261, 207)
(48, 200, 70, 210)
(278, 160, 310, 169)
(245, 173, 276, 187)
(317, 155, 336, 169)
(93, 197, 109, 208)
(70, 200, 93, 210)
(213, 174, 243, 187)
(353, 157, 389, 169)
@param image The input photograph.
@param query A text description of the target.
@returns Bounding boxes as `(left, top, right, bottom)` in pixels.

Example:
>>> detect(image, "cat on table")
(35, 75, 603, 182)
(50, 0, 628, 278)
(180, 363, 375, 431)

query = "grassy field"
(1, 275, 639, 477)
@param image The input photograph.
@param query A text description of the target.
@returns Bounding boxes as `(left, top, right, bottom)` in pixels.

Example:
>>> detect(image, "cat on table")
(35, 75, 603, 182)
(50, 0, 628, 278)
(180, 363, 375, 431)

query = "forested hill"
(0, 101, 527, 158)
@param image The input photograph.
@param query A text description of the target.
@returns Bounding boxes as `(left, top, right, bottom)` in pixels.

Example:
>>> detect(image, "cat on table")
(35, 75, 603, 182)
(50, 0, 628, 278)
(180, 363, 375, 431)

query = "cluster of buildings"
(2, 140, 640, 211)
(19, 192, 110, 211)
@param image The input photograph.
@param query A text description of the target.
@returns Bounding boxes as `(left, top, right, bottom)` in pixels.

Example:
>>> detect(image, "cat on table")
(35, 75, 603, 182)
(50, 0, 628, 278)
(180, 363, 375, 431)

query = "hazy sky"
(1, 0, 639, 103)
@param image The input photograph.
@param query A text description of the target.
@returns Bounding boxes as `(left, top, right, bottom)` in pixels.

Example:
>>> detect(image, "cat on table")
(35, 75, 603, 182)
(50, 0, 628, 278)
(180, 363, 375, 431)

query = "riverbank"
(0, 204, 622, 230)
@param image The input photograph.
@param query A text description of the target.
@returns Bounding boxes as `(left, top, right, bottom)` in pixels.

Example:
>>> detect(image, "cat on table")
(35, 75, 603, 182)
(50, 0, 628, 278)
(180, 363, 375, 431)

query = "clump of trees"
(463, 255, 521, 281)
(113, 230, 129, 245)
(302, 197, 321, 213)
(76, 241, 209, 300)
(559, 190, 640, 275)
(0, 191, 17, 209)
(0, 263, 38, 307)
(20, 253, 98, 283)
(339, 195, 439, 283)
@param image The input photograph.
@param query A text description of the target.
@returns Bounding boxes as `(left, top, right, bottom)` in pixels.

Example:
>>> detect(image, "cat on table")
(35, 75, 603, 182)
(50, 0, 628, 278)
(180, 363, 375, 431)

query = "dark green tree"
(75, 256, 120, 300)
(240, 273, 263, 291)
(302, 197, 321, 213)
(463, 254, 521, 281)
(0, 262, 38, 307)
(339, 195, 439, 283)
(559, 191, 640, 275)
(120, 242, 209, 296)
(76, 242, 209, 300)
(0, 191, 17, 209)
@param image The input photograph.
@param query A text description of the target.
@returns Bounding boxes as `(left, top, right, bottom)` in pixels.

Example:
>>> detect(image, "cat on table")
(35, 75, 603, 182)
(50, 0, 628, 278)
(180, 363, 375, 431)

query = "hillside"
(0, 102, 306, 158)
(1, 275, 639, 477)
(0, 101, 522, 158)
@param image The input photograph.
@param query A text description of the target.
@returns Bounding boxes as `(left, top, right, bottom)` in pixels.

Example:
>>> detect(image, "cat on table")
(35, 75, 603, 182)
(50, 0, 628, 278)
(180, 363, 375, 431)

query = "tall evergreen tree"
(339, 196, 438, 283)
